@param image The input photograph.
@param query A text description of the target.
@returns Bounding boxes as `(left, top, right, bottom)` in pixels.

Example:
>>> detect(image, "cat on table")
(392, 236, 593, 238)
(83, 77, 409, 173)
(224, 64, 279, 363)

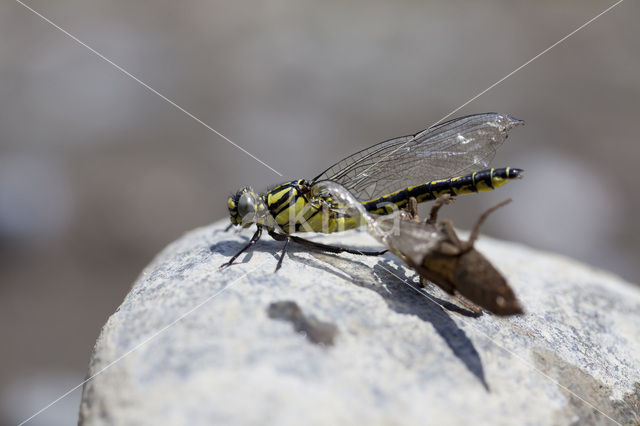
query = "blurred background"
(1, 0, 638, 424)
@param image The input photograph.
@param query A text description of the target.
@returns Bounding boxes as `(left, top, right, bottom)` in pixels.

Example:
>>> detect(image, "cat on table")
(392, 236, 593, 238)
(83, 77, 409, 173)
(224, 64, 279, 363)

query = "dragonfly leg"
(290, 234, 387, 256)
(274, 237, 290, 272)
(220, 226, 263, 269)
(269, 230, 387, 256)
(265, 231, 293, 272)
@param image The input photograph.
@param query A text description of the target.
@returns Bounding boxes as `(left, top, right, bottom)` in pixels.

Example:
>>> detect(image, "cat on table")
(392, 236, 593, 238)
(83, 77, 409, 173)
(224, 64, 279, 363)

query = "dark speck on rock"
(268, 300, 339, 346)
(78, 220, 640, 426)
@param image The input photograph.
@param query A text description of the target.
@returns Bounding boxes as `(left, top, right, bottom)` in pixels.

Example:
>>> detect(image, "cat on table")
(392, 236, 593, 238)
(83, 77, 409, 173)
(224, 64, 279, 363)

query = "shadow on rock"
(288, 249, 489, 390)
(209, 231, 488, 389)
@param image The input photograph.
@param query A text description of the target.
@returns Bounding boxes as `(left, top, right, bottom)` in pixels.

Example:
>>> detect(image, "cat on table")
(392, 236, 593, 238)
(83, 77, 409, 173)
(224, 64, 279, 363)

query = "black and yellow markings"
(267, 181, 307, 228)
(226, 188, 243, 224)
(262, 168, 522, 229)
(258, 168, 522, 231)
(227, 197, 237, 217)
(263, 180, 364, 233)
(222, 113, 525, 271)
(362, 167, 522, 215)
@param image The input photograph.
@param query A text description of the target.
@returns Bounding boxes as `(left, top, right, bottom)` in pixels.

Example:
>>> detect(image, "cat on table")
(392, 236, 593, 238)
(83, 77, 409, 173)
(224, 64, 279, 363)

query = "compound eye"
(237, 192, 256, 218)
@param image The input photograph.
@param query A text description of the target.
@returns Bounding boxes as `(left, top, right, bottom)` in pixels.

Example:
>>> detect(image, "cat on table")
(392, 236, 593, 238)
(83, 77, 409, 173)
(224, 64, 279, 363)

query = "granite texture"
(79, 219, 640, 425)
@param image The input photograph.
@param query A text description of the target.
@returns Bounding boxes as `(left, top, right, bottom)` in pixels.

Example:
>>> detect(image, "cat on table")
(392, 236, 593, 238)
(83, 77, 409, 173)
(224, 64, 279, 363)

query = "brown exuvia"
(311, 180, 524, 316)
(396, 195, 523, 316)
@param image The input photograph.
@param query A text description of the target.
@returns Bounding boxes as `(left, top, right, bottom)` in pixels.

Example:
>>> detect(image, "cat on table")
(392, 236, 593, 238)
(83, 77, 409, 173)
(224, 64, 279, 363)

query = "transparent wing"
(374, 216, 444, 264)
(311, 113, 523, 201)
(309, 180, 371, 221)
(311, 180, 445, 261)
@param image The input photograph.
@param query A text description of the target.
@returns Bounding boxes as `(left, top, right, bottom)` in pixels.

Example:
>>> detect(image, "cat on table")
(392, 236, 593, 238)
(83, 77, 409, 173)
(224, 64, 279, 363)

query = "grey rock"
(79, 220, 640, 426)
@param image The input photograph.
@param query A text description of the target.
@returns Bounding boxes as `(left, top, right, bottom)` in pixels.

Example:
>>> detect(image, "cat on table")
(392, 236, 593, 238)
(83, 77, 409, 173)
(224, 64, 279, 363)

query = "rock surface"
(79, 219, 640, 425)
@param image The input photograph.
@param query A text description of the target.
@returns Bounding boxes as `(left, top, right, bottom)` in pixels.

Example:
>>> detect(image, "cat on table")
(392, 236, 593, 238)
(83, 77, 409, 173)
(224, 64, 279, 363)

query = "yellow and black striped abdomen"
(362, 167, 523, 215)
(262, 168, 521, 232)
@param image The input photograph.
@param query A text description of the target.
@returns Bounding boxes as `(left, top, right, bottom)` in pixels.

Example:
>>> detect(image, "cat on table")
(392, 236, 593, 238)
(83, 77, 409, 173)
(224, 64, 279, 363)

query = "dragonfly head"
(228, 187, 262, 228)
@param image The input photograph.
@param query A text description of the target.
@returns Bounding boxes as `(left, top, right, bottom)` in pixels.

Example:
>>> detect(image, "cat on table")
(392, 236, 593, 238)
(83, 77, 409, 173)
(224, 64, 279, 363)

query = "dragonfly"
(312, 180, 523, 316)
(222, 113, 524, 271)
